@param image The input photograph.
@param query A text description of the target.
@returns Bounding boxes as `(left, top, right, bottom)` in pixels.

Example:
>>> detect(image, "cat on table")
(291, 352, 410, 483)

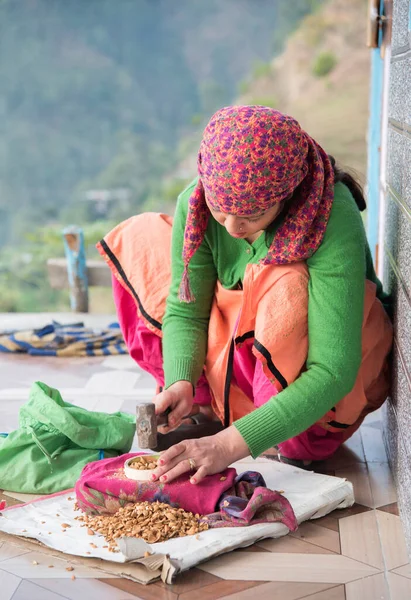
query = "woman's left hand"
(151, 426, 250, 485)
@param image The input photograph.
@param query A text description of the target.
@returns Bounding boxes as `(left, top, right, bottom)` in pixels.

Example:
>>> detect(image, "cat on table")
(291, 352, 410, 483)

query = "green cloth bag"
(0, 381, 136, 493)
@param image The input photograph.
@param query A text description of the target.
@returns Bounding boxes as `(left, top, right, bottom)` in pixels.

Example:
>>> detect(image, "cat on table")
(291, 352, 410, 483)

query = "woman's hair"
(329, 155, 366, 212)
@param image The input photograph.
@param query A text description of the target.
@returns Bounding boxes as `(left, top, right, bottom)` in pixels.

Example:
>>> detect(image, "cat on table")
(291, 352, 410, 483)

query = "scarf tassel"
(179, 265, 196, 303)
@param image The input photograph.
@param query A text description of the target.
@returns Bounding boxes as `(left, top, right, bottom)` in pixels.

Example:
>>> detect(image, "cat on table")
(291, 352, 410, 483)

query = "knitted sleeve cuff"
(234, 401, 287, 458)
(164, 359, 200, 391)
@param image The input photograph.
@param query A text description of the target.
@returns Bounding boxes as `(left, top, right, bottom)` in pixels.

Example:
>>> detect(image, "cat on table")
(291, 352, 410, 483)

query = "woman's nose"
(224, 215, 241, 233)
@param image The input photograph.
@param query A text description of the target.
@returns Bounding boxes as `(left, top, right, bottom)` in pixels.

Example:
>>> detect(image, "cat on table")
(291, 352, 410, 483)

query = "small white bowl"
(124, 455, 160, 481)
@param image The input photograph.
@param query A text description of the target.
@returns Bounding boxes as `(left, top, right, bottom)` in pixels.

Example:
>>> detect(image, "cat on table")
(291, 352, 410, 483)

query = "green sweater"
(162, 180, 386, 458)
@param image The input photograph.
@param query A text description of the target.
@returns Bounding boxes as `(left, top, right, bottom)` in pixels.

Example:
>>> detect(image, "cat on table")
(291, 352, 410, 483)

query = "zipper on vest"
(223, 339, 235, 428)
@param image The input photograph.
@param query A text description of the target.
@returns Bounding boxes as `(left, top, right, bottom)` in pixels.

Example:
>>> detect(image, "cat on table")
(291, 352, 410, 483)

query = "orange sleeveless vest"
(98, 213, 392, 433)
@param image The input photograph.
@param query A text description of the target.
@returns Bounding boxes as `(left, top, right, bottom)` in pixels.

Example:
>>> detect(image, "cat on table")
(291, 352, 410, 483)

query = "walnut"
(77, 501, 209, 549)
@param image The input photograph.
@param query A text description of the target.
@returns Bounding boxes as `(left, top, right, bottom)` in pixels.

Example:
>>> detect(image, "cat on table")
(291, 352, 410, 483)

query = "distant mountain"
(0, 0, 326, 246)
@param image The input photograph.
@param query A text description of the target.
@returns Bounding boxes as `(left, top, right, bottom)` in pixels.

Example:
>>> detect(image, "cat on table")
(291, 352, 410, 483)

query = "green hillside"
(239, 0, 370, 179)
(0, 0, 327, 245)
(0, 0, 327, 312)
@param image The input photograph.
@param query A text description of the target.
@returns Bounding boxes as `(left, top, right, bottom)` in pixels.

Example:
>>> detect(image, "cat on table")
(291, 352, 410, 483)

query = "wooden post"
(136, 403, 157, 449)
(62, 226, 89, 313)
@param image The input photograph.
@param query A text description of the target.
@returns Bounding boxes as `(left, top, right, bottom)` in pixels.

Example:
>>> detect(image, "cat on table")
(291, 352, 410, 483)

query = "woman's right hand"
(154, 380, 194, 433)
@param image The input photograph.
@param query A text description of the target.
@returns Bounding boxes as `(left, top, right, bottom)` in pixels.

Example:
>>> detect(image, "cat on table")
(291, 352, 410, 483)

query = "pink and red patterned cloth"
(75, 453, 297, 531)
(180, 105, 334, 301)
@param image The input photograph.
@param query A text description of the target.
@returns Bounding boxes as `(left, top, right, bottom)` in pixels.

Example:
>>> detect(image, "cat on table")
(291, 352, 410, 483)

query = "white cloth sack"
(0, 459, 354, 576)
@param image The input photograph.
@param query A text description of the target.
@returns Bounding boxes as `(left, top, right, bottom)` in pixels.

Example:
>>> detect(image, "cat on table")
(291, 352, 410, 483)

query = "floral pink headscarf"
(179, 105, 334, 302)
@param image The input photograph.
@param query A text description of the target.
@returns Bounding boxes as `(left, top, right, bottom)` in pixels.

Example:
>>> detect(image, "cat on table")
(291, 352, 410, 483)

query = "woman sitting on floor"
(99, 105, 392, 484)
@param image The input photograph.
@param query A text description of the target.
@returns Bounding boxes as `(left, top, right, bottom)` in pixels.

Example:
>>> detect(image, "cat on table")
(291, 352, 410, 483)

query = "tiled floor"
(0, 314, 410, 599)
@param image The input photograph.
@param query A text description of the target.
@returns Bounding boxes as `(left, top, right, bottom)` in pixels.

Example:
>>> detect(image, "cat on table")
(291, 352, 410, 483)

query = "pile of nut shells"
(77, 501, 209, 548)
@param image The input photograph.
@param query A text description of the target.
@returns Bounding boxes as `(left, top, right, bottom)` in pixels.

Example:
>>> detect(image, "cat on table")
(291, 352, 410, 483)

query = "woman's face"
(205, 198, 285, 239)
